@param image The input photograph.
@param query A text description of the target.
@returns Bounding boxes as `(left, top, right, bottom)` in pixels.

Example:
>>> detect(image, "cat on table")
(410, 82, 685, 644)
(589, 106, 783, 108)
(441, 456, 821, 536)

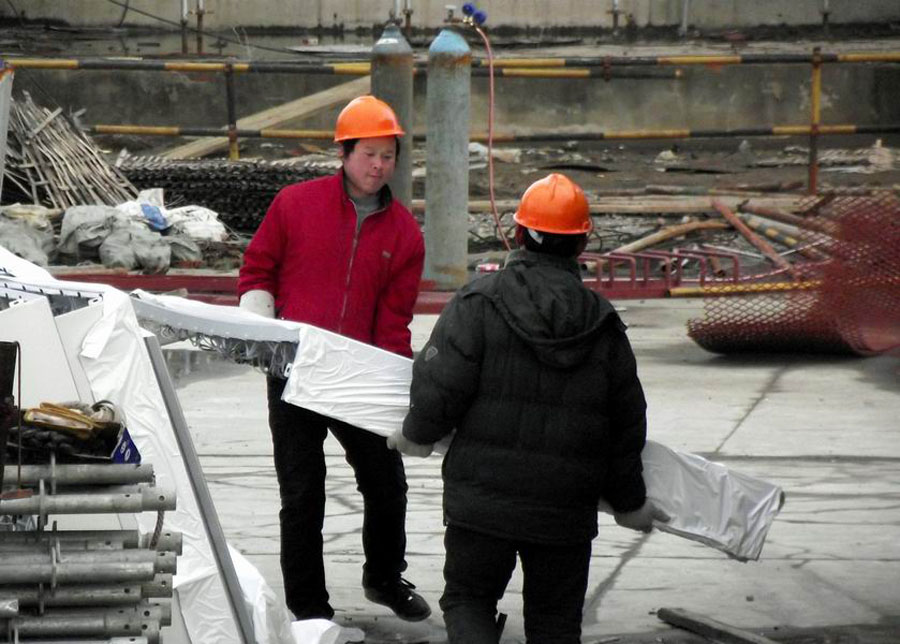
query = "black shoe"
(363, 577, 431, 622)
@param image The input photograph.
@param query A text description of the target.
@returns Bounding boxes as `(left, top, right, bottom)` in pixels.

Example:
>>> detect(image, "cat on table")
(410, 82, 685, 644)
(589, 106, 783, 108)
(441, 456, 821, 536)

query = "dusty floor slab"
(173, 299, 900, 643)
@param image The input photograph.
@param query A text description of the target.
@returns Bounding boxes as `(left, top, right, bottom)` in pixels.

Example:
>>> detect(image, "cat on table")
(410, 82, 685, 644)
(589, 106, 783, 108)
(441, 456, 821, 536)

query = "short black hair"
(518, 225, 588, 258)
(341, 137, 401, 158)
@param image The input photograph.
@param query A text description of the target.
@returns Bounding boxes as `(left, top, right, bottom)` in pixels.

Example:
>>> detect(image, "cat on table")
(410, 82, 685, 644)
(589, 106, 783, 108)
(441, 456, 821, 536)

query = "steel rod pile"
(2, 92, 138, 209)
(0, 462, 179, 643)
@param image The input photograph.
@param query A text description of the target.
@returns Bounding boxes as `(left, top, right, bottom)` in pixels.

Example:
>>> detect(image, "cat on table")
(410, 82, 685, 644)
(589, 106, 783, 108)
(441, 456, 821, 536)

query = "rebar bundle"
(118, 154, 332, 232)
(2, 93, 138, 209)
(1, 461, 179, 644)
(688, 192, 900, 355)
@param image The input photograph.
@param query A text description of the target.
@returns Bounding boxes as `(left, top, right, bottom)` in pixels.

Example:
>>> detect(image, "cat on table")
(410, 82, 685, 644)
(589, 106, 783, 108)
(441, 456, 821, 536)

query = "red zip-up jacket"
(237, 171, 425, 358)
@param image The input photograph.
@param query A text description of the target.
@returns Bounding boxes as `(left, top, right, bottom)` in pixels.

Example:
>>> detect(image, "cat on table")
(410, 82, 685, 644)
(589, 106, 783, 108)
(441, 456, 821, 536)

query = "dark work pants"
(440, 524, 592, 644)
(267, 377, 409, 620)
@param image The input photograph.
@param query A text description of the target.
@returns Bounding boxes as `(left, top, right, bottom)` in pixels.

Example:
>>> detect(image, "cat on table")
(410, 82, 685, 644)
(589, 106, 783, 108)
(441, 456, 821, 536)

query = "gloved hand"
(239, 289, 275, 318)
(386, 427, 434, 458)
(614, 500, 670, 533)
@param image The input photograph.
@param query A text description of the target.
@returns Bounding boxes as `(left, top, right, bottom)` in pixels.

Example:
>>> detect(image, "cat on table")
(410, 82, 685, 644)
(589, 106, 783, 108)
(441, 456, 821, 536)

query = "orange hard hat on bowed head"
(334, 95, 405, 142)
(513, 173, 592, 235)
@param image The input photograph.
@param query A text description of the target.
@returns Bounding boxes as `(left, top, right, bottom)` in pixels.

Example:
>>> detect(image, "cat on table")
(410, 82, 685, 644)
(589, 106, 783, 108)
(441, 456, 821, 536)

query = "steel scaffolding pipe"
(425, 27, 471, 290)
(372, 23, 414, 208)
(0, 529, 182, 554)
(3, 613, 160, 644)
(0, 599, 16, 618)
(0, 584, 145, 607)
(44, 603, 172, 628)
(0, 486, 176, 516)
(7, 550, 177, 575)
(3, 464, 154, 488)
(141, 575, 173, 599)
(0, 560, 157, 585)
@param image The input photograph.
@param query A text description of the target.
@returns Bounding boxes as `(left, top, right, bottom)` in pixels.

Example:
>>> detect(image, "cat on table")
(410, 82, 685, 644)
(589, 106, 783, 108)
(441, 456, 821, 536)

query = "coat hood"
(474, 249, 620, 368)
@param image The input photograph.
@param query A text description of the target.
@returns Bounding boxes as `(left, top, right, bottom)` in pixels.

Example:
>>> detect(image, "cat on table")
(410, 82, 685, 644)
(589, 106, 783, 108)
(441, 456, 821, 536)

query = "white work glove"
(239, 289, 275, 318)
(614, 499, 670, 534)
(386, 427, 434, 458)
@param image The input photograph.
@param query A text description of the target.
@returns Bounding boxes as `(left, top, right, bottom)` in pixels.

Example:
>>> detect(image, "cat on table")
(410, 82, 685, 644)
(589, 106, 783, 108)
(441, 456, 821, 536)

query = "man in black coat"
(388, 173, 668, 643)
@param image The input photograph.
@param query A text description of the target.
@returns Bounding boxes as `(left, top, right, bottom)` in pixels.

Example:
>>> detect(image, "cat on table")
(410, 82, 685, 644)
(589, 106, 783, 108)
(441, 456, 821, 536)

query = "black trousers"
(266, 376, 409, 620)
(440, 524, 592, 644)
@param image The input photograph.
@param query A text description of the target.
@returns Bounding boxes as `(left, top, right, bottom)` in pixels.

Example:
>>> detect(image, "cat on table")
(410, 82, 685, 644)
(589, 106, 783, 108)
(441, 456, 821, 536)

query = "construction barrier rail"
(87, 122, 900, 143)
(8, 48, 900, 188)
(4, 57, 680, 80)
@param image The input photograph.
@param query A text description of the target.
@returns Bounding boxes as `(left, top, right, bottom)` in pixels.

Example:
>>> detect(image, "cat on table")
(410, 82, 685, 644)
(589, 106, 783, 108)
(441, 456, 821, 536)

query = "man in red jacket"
(237, 95, 430, 623)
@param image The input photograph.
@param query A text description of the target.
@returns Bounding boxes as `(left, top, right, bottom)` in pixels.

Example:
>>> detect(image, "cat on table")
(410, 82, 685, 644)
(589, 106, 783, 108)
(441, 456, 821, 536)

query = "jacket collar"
(505, 248, 582, 278)
(336, 168, 393, 212)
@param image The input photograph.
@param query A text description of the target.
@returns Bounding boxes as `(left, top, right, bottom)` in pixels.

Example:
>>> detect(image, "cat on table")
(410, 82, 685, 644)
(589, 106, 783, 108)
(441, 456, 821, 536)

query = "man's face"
(341, 136, 397, 199)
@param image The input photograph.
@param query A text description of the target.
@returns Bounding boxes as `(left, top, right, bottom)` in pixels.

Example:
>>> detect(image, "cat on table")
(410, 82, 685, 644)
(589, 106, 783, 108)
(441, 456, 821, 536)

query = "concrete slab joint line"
(714, 366, 787, 454)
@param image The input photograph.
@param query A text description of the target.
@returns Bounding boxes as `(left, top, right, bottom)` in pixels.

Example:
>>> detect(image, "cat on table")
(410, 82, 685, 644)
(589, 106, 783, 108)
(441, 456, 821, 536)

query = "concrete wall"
(6, 0, 900, 31)
(11, 59, 899, 138)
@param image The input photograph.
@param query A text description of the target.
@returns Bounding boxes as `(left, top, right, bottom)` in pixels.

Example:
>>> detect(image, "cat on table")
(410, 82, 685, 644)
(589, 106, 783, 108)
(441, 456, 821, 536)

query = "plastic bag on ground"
(115, 198, 168, 231)
(0, 216, 54, 266)
(290, 620, 364, 644)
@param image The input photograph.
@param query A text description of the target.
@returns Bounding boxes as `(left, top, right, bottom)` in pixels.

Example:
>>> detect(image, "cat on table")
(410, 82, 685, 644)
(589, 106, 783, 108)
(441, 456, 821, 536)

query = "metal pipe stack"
(0, 463, 179, 643)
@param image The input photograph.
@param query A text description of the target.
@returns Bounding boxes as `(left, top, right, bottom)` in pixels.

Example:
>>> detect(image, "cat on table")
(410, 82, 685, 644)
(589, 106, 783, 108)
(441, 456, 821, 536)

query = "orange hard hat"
(334, 95, 405, 142)
(513, 173, 592, 234)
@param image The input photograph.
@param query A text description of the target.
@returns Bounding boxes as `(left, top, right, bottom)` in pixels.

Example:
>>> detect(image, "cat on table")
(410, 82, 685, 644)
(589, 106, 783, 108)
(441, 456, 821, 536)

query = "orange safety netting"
(688, 192, 900, 355)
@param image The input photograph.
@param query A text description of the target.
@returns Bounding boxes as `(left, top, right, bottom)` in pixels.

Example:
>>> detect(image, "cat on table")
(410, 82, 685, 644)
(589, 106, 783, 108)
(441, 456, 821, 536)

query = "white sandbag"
(284, 322, 784, 561)
(99, 224, 171, 273)
(58, 204, 120, 256)
(0, 216, 54, 266)
(166, 204, 229, 242)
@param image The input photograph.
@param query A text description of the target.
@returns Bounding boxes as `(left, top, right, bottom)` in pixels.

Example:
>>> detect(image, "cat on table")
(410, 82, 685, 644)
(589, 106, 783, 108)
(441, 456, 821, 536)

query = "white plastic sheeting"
(284, 322, 784, 562)
(0, 248, 307, 643)
(286, 324, 414, 435)
(639, 441, 784, 561)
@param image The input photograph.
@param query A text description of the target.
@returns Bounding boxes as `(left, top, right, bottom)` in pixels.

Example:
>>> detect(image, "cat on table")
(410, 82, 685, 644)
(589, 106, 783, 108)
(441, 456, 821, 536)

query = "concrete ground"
(171, 298, 900, 643)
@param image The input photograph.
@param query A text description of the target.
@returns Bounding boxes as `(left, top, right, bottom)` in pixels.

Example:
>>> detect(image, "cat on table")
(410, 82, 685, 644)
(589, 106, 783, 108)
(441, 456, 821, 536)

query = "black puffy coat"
(402, 249, 648, 545)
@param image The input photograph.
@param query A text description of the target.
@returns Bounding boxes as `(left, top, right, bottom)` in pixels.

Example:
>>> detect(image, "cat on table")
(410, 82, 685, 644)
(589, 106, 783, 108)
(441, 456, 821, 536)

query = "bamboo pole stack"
(3, 92, 138, 209)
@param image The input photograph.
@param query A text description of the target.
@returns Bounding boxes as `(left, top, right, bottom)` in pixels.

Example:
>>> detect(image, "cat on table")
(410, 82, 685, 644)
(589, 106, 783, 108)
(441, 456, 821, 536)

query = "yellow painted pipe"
(162, 62, 230, 72)
(499, 68, 592, 78)
(331, 62, 373, 75)
(8, 58, 80, 69)
(670, 280, 822, 297)
(838, 52, 900, 63)
(605, 128, 693, 139)
(258, 129, 334, 139)
(93, 125, 184, 136)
